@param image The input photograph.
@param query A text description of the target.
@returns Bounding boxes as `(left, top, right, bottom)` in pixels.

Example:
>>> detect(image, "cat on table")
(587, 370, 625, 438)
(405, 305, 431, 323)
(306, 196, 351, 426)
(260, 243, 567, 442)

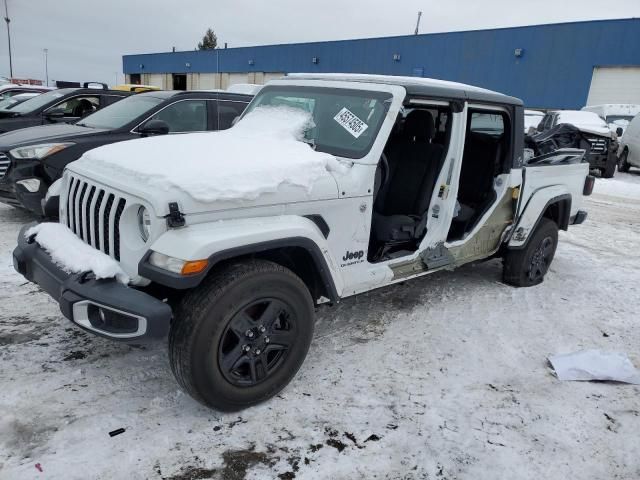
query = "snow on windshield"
(75, 106, 337, 203)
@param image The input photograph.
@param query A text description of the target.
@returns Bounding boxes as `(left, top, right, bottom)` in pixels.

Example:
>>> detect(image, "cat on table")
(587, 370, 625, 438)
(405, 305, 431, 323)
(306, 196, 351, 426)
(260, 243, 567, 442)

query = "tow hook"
(165, 202, 185, 228)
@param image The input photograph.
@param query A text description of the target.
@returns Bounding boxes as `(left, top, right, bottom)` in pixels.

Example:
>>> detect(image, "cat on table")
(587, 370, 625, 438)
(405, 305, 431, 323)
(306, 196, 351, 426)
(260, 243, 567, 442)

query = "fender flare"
(138, 216, 342, 300)
(508, 186, 572, 249)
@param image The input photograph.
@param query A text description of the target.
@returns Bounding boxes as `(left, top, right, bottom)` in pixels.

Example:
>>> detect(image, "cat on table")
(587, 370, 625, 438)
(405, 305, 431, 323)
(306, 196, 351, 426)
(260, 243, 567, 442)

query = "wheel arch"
(202, 238, 339, 304)
(139, 216, 342, 303)
(541, 196, 571, 231)
(508, 190, 570, 249)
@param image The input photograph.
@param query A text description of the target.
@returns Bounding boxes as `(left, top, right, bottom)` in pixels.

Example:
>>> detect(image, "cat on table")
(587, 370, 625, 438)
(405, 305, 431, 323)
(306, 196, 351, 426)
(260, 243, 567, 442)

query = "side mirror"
(616, 127, 624, 137)
(138, 119, 170, 136)
(45, 109, 65, 121)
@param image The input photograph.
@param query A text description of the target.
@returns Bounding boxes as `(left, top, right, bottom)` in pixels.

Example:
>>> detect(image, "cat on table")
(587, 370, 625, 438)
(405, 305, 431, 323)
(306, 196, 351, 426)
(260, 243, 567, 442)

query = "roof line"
(123, 17, 639, 58)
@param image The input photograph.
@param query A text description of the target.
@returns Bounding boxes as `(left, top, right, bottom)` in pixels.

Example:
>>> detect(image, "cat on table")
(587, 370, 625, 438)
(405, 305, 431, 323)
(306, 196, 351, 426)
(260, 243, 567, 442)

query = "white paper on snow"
(549, 349, 640, 384)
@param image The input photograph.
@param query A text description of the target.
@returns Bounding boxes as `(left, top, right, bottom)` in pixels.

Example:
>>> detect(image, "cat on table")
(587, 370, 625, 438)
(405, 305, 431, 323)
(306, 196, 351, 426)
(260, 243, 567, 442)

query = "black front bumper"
(13, 225, 172, 342)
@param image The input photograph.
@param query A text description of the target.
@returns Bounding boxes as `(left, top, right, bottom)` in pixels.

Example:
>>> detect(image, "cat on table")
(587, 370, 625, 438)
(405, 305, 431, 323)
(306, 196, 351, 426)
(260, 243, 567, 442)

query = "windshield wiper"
(301, 137, 317, 150)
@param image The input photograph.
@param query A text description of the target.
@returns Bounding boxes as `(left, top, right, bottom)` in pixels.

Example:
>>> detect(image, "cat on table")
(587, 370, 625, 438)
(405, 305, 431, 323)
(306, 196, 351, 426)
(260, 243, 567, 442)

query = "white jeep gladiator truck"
(13, 74, 594, 411)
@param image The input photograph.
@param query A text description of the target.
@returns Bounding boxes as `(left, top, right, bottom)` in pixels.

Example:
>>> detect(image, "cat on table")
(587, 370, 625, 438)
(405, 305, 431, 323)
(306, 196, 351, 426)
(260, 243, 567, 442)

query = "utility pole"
(3, 0, 13, 78)
(414, 11, 422, 35)
(43, 48, 48, 86)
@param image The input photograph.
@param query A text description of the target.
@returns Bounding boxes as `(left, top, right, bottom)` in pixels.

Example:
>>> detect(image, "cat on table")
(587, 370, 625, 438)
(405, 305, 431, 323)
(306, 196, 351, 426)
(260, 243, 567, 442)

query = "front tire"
(169, 259, 315, 411)
(618, 150, 631, 173)
(503, 218, 558, 287)
(602, 153, 617, 178)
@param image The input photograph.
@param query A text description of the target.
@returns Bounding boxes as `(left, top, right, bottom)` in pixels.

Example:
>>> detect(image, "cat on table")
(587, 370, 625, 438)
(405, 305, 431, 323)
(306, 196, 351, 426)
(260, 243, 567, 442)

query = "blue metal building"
(123, 18, 640, 109)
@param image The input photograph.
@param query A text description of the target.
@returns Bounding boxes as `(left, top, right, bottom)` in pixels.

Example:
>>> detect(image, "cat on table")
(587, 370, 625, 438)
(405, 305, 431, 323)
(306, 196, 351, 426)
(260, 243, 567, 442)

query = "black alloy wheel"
(218, 298, 296, 387)
(526, 235, 554, 283)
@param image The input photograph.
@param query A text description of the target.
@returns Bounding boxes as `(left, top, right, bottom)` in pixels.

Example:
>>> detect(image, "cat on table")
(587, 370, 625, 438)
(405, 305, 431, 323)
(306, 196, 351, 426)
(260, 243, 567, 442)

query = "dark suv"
(535, 110, 618, 177)
(0, 90, 253, 213)
(0, 83, 131, 134)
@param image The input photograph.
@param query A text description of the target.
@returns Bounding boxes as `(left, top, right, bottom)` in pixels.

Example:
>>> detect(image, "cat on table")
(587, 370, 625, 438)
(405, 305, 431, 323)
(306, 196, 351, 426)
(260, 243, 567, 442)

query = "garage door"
(586, 66, 640, 106)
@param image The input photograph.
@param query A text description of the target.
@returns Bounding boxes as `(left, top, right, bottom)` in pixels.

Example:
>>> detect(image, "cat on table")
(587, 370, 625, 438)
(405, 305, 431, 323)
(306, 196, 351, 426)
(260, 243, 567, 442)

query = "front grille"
(0, 153, 9, 179)
(588, 138, 607, 154)
(65, 175, 127, 260)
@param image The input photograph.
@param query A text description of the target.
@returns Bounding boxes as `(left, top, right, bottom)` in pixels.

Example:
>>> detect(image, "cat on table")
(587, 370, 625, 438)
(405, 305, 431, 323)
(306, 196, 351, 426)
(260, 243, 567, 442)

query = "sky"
(0, 0, 639, 86)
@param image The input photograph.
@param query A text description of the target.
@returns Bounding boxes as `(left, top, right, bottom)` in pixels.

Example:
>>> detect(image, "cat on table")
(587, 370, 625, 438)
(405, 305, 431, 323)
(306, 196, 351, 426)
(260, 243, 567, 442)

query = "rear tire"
(169, 259, 315, 411)
(618, 150, 631, 173)
(503, 218, 558, 287)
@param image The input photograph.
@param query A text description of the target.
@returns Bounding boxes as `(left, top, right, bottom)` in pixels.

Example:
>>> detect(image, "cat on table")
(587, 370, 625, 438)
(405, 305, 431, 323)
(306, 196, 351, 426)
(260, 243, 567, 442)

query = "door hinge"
(165, 202, 185, 228)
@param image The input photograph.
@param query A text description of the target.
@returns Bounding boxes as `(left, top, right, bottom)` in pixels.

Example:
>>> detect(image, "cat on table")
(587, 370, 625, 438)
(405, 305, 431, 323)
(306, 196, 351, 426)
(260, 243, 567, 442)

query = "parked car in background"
(524, 109, 544, 133)
(0, 83, 54, 101)
(0, 83, 132, 134)
(537, 110, 618, 177)
(0, 92, 41, 110)
(582, 104, 640, 135)
(617, 113, 640, 173)
(0, 90, 253, 214)
(113, 84, 161, 93)
(226, 84, 263, 95)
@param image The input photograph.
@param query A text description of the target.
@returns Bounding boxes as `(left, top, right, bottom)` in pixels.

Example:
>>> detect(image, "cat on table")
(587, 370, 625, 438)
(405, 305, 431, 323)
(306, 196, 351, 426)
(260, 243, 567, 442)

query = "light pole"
(3, 0, 13, 79)
(43, 48, 48, 86)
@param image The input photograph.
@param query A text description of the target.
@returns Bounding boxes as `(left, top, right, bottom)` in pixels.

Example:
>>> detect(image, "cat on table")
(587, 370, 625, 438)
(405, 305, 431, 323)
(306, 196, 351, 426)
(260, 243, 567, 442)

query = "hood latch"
(165, 202, 185, 228)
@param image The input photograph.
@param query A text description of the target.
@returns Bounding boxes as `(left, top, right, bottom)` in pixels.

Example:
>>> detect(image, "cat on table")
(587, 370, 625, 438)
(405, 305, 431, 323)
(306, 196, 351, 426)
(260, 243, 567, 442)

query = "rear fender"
(508, 185, 571, 249)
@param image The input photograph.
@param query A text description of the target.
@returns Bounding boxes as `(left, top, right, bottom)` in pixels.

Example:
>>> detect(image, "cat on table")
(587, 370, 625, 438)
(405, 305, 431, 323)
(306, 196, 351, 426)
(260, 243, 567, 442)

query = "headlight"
(149, 252, 209, 276)
(149, 252, 185, 273)
(137, 205, 151, 242)
(10, 142, 75, 160)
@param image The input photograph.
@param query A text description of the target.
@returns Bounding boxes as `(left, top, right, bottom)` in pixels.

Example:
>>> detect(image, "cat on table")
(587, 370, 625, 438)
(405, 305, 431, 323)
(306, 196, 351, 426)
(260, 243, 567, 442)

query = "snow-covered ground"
(1, 172, 639, 480)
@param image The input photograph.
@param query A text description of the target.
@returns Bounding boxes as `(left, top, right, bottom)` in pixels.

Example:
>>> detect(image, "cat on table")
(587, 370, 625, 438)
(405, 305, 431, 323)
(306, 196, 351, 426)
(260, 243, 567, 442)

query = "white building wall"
(132, 71, 286, 90)
(586, 67, 640, 105)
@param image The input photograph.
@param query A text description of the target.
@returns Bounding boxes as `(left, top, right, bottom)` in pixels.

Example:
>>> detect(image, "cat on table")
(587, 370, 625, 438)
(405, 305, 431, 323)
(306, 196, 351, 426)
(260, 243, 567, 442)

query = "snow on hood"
(556, 111, 611, 137)
(74, 106, 338, 203)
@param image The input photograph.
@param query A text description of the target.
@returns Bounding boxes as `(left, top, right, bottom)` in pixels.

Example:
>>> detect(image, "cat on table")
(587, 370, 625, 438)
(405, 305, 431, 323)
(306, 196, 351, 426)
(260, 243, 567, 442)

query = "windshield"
(77, 95, 164, 129)
(0, 96, 25, 110)
(8, 89, 74, 114)
(244, 86, 392, 159)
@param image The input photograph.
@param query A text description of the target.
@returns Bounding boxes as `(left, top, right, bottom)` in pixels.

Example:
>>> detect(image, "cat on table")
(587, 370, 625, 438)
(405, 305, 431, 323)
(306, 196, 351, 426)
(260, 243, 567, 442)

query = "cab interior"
(368, 105, 512, 262)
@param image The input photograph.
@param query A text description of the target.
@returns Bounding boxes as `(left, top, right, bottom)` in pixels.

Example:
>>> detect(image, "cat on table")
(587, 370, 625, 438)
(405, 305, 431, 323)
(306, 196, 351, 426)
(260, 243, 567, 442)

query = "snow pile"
(75, 106, 337, 203)
(594, 174, 640, 201)
(26, 222, 130, 284)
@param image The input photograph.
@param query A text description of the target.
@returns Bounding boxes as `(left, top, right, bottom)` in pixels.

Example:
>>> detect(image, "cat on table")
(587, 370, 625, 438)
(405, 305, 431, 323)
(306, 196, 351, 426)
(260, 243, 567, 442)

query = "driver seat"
(372, 110, 444, 242)
(72, 99, 95, 117)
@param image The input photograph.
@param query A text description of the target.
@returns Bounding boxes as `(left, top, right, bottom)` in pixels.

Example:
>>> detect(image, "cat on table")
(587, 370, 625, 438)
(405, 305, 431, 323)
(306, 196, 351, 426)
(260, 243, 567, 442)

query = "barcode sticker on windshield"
(334, 107, 368, 138)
